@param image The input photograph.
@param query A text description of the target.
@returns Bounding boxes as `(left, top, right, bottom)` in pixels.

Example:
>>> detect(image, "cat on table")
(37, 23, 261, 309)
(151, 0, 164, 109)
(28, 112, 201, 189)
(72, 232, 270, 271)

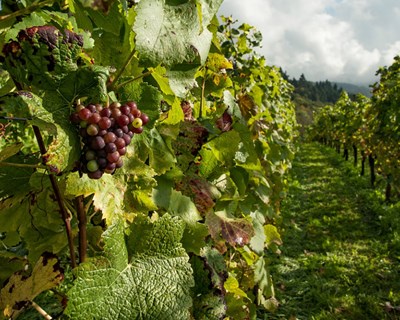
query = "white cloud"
(218, 0, 400, 85)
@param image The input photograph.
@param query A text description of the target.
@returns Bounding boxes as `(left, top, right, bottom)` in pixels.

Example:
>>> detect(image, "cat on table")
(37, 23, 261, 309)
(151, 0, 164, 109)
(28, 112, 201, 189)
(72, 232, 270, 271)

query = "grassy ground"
(269, 143, 400, 320)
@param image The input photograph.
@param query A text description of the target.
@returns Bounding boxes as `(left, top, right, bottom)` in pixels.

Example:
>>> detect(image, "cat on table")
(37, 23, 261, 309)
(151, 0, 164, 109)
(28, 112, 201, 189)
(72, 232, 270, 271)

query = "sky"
(218, 0, 400, 85)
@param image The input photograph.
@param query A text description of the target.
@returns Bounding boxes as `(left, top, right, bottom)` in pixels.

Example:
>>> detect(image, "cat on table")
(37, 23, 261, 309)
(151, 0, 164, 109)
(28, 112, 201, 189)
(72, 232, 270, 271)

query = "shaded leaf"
(0, 143, 23, 161)
(253, 257, 278, 312)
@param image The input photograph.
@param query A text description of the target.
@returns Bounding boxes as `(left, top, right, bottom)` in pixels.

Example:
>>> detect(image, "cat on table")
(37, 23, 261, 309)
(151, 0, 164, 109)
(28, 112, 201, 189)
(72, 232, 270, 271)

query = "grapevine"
(0, 1, 296, 319)
(309, 58, 400, 201)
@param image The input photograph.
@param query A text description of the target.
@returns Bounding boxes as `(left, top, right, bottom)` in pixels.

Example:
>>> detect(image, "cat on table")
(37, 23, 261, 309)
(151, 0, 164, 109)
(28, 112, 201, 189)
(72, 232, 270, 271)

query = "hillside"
(284, 72, 372, 135)
(334, 82, 372, 97)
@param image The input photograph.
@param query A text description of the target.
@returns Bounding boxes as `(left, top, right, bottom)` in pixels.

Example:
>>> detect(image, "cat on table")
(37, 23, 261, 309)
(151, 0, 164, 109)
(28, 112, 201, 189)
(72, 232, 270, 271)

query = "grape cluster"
(70, 101, 149, 179)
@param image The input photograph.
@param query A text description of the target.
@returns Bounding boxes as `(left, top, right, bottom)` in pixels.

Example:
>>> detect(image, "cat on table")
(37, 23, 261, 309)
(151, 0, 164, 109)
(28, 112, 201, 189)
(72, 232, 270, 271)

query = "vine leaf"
(0, 91, 80, 172)
(65, 150, 157, 224)
(65, 215, 194, 320)
(253, 257, 279, 312)
(206, 211, 255, 247)
(0, 143, 23, 161)
(134, 0, 208, 67)
(133, 0, 222, 94)
(75, 0, 119, 13)
(0, 253, 63, 318)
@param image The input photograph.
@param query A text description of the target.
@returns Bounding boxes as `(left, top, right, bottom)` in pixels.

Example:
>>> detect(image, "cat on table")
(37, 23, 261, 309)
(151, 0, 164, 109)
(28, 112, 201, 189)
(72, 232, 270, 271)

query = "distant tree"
(289, 75, 342, 103)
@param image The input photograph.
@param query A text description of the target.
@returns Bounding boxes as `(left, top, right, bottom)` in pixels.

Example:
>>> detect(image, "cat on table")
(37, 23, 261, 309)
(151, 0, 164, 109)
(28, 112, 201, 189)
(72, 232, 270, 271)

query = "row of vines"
(309, 57, 400, 202)
(0, 1, 297, 319)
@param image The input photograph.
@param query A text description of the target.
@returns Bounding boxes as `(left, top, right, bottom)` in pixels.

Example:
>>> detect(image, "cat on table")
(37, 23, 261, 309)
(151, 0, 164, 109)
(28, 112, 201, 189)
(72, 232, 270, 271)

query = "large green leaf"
(65, 215, 194, 320)
(134, 0, 210, 67)
(133, 0, 222, 95)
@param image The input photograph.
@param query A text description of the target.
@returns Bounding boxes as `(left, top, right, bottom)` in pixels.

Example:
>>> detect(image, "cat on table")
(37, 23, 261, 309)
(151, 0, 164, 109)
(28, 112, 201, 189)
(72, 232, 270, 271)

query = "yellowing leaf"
(0, 254, 63, 317)
(224, 275, 247, 298)
(207, 53, 233, 72)
(238, 93, 256, 117)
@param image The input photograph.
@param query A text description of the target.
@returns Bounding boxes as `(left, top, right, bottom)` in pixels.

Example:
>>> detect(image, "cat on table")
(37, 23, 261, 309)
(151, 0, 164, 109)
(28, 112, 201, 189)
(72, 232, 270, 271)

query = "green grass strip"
(268, 142, 400, 320)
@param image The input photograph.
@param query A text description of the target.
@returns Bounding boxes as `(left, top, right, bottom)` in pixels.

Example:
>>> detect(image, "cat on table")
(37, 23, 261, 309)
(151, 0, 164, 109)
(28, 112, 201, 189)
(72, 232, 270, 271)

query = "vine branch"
(0, 0, 54, 23)
(75, 195, 87, 263)
(32, 126, 77, 269)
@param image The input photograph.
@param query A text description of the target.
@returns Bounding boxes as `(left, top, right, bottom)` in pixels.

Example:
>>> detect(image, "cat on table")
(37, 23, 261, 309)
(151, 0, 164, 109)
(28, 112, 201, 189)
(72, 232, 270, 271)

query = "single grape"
(131, 126, 143, 134)
(127, 113, 134, 123)
(111, 108, 122, 119)
(86, 104, 97, 113)
(97, 157, 108, 169)
(127, 101, 137, 110)
(121, 125, 129, 133)
(88, 170, 103, 179)
(105, 142, 117, 153)
(91, 136, 105, 150)
(105, 163, 116, 174)
(95, 103, 103, 112)
(80, 120, 88, 128)
(78, 108, 92, 120)
(100, 108, 111, 117)
(120, 104, 131, 115)
(114, 128, 124, 138)
(115, 137, 126, 149)
(85, 150, 96, 161)
(98, 129, 107, 136)
(99, 117, 112, 130)
(107, 151, 120, 163)
(104, 132, 117, 143)
(86, 124, 99, 136)
(131, 117, 143, 129)
(87, 159, 99, 172)
(117, 114, 130, 127)
(122, 133, 131, 145)
(118, 147, 127, 155)
(106, 163, 116, 170)
(88, 113, 101, 124)
(109, 101, 121, 109)
(140, 113, 149, 125)
(131, 108, 141, 118)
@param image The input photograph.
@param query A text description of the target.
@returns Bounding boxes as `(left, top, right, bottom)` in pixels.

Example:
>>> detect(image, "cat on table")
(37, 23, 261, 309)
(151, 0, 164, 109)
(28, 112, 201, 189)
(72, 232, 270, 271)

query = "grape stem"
(0, 0, 54, 23)
(0, 162, 47, 169)
(108, 48, 137, 91)
(75, 195, 87, 263)
(0, 116, 31, 121)
(113, 70, 154, 91)
(32, 125, 77, 269)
